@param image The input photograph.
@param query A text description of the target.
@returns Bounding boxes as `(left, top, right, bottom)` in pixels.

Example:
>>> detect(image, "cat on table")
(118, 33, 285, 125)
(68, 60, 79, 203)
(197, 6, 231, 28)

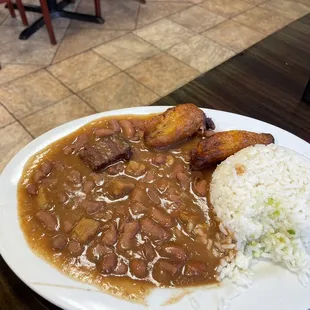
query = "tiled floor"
(0, 0, 309, 171)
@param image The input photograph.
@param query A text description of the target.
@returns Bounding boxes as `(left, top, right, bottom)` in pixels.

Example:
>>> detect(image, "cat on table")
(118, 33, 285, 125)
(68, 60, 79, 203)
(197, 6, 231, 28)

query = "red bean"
(63, 220, 74, 232)
(119, 222, 139, 249)
(115, 260, 128, 275)
(33, 170, 46, 183)
(131, 202, 148, 215)
(152, 154, 167, 166)
(63, 145, 74, 155)
(102, 224, 118, 246)
(193, 179, 207, 197)
(119, 120, 135, 138)
(107, 166, 119, 175)
(143, 170, 155, 183)
(109, 119, 121, 133)
(72, 134, 88, 152)
(176, 171, 189, 189)
(130, 259, 147, 278)
(80, 200, 104, 215)
(162, 245, 187, 261)
(68, 240, 83, 256)
(144, 243, 156, 261)
(151, 208, 174, 228)
(101, 253, 117, 274)
(147, 188, 161, 204)
(83, 180, 95, 194)
(155, 260, 179, 276)
(140, 218, 171, 241)
(41, 161, 52, 175)
(36, 210, 58, 231)
(131, 119, 146, 131)
(184, 261, 207, 276)
(94, 244, 111, 257)
(170, 164, 184, 178)
(26, 183, 38, 196)
(52, 235, 67, 250)
(95, 128, 114, 137)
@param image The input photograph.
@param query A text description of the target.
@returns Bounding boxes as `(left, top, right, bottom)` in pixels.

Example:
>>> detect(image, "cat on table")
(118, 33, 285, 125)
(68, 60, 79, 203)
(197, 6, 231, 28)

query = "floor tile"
(169, 5, 226, 33)
(203, 20, 265, 52)
(260, 0, 310, 19)
(0, 105, 14, 128)
(244, 0, 266, 4)
(70, 0, 139, 30)
(296, 0, 310, 5)
(134, 19, 194, 50)
(0, 70, 72, 119)
(53, 28, 127, 63)
(167, 34, 235, 73)
(47, 51, 119, 92)
(79, 72, 158, 111)
(127, 52, 199, 96)
(0, 6, 8, 24)
(0, 26, 24, 45)
(93, 33, 160, 70)
(2, 11, 70, 28)
(21, 95, 95, 137)
(233, 7, 292, 35)
(0, 27, 67, 65)
(137, 2, 192, 28)
(0, 64, 41, 85)
(199, 0, 254, 18)
(0, 122, 33, 172)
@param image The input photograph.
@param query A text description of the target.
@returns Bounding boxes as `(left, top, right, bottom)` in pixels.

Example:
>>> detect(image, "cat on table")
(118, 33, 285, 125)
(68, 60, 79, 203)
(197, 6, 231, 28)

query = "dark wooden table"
(1, 13, 309, 310)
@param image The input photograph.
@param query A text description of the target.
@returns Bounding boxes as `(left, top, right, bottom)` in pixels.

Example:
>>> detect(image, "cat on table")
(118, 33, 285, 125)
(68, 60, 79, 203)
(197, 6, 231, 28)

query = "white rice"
(210, 144, 310, 286)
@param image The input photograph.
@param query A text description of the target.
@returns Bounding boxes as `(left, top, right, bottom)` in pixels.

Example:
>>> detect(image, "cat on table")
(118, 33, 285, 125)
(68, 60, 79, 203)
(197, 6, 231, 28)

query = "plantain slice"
(190, 130, 274, 170)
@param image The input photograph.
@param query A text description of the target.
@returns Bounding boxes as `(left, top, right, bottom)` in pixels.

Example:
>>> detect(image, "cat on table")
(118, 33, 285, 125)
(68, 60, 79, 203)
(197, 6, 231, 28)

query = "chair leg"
(15, 0, 28, 26)
(94, 0, 101, 18)
(6, 0, 16, 18)
(39, 0, 57, 45)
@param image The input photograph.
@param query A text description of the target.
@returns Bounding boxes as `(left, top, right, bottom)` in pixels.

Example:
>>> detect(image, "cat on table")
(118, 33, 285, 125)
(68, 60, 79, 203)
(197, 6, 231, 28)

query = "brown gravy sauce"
(18, 115, 234, 303)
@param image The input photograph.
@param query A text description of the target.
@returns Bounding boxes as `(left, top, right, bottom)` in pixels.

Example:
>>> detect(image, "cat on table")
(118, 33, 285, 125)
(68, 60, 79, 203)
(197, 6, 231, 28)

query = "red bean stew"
(18, 115, 235, 302)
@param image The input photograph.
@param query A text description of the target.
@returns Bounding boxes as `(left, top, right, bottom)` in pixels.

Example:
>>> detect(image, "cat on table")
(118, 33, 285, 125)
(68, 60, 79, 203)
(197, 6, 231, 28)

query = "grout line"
(135, 1, 194, 30)
(91, 37, 160, 71)
(49, 23, 72, 65)
(73, 91, 100, 113)
(0, 100, 35, 138)
(0, 66, 45, 87)
(17, 118, 36, 138)
(0, 101, 16, 130)
(18, 93, 73, 122)
(50, 29, 130, 65)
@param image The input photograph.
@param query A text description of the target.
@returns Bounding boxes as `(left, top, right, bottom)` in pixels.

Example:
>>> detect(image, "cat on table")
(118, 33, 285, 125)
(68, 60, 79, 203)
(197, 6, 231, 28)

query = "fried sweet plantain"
(144, 104, 214, 148)
(190, 130, 274, 170)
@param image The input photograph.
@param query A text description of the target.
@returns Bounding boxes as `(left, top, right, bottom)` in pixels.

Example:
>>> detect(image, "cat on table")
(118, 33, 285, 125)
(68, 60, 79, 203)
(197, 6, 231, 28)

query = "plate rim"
(0, 106, 310, 310)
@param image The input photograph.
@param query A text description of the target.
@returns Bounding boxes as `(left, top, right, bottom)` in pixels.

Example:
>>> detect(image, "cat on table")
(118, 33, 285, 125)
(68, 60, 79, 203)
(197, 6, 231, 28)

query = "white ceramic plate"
(1, 106, 310, 310)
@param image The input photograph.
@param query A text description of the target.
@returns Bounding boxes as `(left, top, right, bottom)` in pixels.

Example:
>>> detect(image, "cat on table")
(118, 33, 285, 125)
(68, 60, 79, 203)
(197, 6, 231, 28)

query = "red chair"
(0, 0, 28, 25)
(38, 0, 102, 45)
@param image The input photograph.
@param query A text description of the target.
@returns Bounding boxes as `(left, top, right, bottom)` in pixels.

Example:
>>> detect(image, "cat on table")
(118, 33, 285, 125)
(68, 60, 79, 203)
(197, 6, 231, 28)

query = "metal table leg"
(7, 0, 104, 41)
